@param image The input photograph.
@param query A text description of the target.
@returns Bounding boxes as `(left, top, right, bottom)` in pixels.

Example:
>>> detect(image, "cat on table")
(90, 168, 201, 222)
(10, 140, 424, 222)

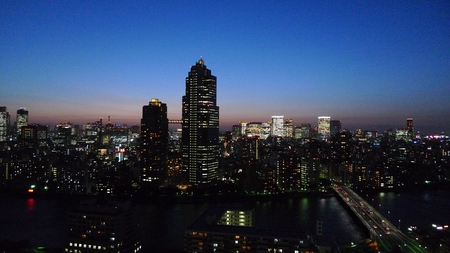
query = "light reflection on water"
(3, 191, 449, 251)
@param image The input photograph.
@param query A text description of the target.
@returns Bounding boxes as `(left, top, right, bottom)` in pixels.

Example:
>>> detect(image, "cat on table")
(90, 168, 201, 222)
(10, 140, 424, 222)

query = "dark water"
(364, 190, 450, 232)
(1, 190, 449, 251)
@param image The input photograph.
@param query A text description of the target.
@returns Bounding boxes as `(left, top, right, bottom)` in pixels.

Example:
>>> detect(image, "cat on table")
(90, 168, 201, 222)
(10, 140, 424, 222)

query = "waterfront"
(1, 189, 449, 251)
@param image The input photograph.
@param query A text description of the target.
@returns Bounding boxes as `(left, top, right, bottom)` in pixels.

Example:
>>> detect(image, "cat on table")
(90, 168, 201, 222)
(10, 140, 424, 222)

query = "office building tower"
(21, 124, 48, 150)
(182, 58, 219, 185)
(406, 117, 414, 139)
(245, 122, 263, 138)
(330, 119, 341, 137)
(271, 116, 284, 137)
(294, 123, 311, 139)
(0, 106, 10, 142)
(318, 116, 331, 139)
(284, 118, 293, 138)
(16, 107, 28, 136)
(66, 199, 141, 253)
(140, 98, 168, 184)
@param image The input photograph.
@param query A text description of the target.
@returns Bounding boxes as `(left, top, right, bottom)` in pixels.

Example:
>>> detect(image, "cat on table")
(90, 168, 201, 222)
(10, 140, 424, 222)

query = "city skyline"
(1, 1, 449, 134)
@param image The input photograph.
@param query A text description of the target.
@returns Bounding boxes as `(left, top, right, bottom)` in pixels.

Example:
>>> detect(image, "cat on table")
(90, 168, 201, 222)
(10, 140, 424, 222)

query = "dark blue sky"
(1, 1, 449, 133)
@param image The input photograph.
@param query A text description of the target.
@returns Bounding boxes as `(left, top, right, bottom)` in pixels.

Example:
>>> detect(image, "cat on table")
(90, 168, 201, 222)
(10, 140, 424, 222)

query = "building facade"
(284, 118, 293, 138)
(0, 106, 10, 142)
(16, 107, 28, 136)
(294, 123, 311, 139)
(271, 116, 284, 137)
(182, 58, 219, 185)
(186, 206, 319, 253)
(140, 98, 168, 185)
(66, 199, 141, 253)
(330, 120, 341, 137)
(317, 116, 331, 140)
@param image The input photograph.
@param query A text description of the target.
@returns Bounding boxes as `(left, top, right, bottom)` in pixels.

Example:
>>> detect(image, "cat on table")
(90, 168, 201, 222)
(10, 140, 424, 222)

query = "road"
(333, 185, 427, 253)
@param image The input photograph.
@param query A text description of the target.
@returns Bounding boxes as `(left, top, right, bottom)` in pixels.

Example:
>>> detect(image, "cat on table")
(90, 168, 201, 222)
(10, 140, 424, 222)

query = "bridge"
(333, 185, 427, 253)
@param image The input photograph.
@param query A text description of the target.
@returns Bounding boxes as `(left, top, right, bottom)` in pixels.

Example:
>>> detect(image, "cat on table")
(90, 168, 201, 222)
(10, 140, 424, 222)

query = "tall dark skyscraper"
(182, 58, 219, 185)
(330, 120, 341, 137)
(406, 117, 414, 139)
(140, 98, 168, 185)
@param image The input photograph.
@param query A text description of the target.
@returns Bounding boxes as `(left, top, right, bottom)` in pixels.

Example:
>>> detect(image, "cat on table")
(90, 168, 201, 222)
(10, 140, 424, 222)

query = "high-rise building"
(140, 98, 168, 185)
(330, 119, 341, 137)
(271, 116, 284, 137)
(406, 117, 414, 139)
(318, 116, 331, 139)
(294, 123, 311, 139)
(16, 107, 28, 136)
(284, 118, 293, 138)
(0, 106, 10, 142)
(182, 58, 219, 185)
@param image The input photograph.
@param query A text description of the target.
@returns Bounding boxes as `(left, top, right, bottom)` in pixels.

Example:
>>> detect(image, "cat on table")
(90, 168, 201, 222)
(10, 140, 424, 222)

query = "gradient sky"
(1, 1, 449, 134)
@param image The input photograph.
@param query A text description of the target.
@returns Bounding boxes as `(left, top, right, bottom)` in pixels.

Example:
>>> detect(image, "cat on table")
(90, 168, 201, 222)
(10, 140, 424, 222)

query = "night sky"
(1, 1, 449, 134)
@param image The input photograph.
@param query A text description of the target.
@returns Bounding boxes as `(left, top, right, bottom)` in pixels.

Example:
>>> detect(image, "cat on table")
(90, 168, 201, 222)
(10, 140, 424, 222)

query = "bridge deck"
(333, 185, 427, 253)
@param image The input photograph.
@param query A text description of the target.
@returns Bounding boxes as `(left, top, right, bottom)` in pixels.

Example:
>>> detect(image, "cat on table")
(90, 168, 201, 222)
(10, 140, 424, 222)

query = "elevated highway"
(333, 185, 427, 253)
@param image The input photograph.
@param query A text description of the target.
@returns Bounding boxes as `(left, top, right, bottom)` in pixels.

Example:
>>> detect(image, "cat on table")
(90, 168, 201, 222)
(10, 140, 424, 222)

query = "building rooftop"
(187, 205, 311, 240)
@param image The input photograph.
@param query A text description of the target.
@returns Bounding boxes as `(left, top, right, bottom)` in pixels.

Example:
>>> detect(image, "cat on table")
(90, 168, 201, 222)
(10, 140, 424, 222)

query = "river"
(1, 189, 449, 251)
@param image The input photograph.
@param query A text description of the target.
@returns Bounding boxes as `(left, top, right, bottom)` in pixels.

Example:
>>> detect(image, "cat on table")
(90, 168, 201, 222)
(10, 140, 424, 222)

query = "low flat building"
(185, 206, 319, 253)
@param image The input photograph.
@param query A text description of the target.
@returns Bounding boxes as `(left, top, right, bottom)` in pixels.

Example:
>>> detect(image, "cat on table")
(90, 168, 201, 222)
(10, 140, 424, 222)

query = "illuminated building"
(279, 151, 302, 191)
(217, 208, 255, 227)
(185, 206, 319, 252)
(16, 107, 28, 136)
(238, 122, 248, 137)
(234, 136, 260, 162)
(317, 116, 330, 139)
(395, 129, 410, 141)
(20, 124, 48, 150)
(0, 106, 10, 142)
(284, 118, 293, 138)
(182, 58, 219, 185)
(66, 199, 141, 253)
(245, 122, 263, 137)
(294, 123, 311, 139)
(140, 98, 168, 184)
(271, 116, 284, 137)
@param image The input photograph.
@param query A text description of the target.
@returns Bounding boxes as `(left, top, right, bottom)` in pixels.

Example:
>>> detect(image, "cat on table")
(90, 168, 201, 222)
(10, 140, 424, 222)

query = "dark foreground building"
(185, 206, 319, 253)
(66, 199, 141, 253)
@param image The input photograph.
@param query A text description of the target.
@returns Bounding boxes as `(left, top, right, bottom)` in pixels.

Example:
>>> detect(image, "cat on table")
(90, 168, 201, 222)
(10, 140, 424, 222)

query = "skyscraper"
(330, 120, 341, 137)
(406, 117, 414, 139)
(0, 106, 10, 142)
(140, 98, 168, 184)
(284, 118, 293, 138)
(182, 58, 219, 185)
(318, 116, 331, 139)
(16, 107, 28, 136)
(271, 116, 284, 137)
